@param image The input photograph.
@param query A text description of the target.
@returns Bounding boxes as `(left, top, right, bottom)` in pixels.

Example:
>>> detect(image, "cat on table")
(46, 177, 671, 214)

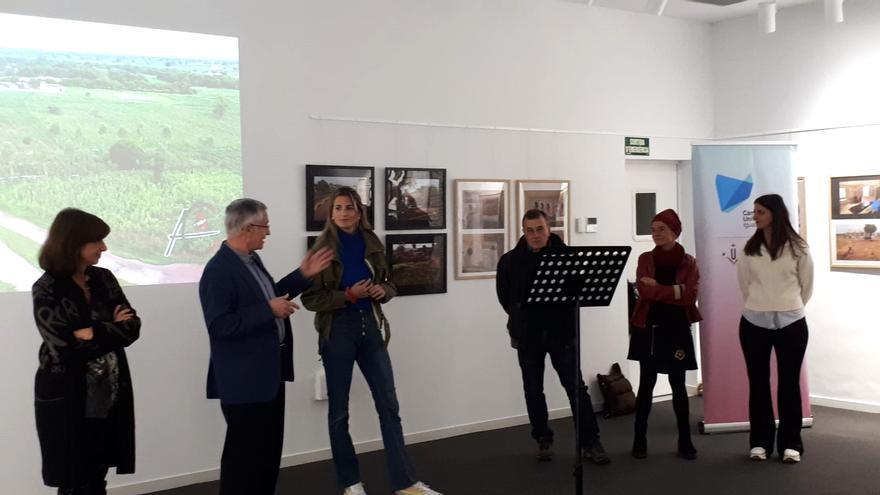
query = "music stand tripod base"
(524, 245, 632, 495)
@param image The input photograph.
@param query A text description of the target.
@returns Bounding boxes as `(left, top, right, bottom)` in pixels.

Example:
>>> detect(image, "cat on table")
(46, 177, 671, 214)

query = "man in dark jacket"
(496, 209, 610, 464)
(199, 198, 331, 495)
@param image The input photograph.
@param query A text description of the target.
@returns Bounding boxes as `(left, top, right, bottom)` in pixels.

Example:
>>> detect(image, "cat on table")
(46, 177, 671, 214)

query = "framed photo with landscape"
(386, 233, 447, 296)
(305, 165, 374, 231)
(830, 175, 880, 220)
(830, 219, 880, 269)
(454, 179, 510, 280)
(516, 180, 570, 244)
(385, 167, 446, 230)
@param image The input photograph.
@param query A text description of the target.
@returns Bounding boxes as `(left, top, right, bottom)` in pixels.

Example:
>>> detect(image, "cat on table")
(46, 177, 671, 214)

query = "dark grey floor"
(151, 398, 880, 495)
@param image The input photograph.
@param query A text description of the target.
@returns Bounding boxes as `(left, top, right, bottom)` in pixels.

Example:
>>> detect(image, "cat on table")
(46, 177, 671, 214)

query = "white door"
(624, 160, 679, 398)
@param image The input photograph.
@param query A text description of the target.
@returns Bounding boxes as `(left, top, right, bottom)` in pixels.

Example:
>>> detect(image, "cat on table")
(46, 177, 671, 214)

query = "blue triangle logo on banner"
(715, 174, 753, 212)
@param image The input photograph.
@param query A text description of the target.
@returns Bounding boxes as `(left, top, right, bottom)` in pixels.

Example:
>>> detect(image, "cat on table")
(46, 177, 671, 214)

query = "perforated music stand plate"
(524, 246, 632, 308)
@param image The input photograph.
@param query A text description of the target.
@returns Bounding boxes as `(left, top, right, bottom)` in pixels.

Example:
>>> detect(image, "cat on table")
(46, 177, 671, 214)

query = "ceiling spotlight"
(647, 0, 669, 16)
(758, 1, 777, 33)
(824, 0, 844, 24)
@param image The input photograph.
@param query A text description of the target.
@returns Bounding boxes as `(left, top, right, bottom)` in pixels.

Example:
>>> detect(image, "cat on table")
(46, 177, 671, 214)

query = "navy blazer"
(199, 242, 310, 404)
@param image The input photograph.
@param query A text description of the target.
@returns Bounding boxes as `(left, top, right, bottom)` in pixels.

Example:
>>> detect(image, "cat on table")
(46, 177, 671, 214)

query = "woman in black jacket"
(32, 208, 141, 495)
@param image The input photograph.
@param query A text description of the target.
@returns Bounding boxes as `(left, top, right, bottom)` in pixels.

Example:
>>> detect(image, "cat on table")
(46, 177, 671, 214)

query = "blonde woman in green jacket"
(302, 186, 441, 495)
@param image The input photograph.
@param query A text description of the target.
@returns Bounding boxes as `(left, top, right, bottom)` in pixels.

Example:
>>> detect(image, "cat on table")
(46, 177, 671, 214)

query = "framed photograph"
(307, 235, 318, 250)
(797, 177, 807, 240)
(830, 219, 880, 268)
(386, 234, 447, 296)
(516, 180, 570, 244)
(306, 165, 374, 231)
(385, 168, 446, 230)
(454, 179, 510, 279)
(831, 175, 880, 220)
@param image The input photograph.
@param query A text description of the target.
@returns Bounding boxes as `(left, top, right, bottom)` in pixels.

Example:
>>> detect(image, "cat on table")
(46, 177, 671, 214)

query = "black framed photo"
(831, 174, 880, 220)
(385, 167, 446, 230)
(306, 165, 374, 231)
(307, 235, 318, 250)
(386, 233, 447, 296)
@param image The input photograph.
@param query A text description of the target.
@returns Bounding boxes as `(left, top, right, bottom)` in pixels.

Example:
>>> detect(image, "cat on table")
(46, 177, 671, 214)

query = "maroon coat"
(630, 250, 702, 329)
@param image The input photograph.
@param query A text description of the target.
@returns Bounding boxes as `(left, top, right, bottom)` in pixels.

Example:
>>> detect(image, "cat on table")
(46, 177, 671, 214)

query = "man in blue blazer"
(199, 198, 331, 495)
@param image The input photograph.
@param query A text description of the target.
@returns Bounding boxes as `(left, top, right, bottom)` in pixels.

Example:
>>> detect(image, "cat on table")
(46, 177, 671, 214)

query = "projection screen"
(0, 13, 242, 291)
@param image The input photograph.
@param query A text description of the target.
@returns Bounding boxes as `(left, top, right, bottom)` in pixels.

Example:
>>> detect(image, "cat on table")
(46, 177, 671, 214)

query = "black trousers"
(517, 334, 600, 447)
(739, 316, 809, 455)
(57, 416, 112, 495)
(219, 383, 285, 495)
(57, 467, 108, 495)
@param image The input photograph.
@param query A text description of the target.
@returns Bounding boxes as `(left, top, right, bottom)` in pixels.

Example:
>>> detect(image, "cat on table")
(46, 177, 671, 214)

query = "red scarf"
(652, 242, 685, 269)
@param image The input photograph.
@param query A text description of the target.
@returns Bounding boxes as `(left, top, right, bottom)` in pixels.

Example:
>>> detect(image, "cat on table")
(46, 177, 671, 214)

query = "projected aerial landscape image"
(0, 14, 242, 291)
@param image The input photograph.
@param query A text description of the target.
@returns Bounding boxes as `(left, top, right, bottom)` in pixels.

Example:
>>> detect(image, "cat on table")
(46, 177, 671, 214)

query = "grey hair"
(224, 198, 267, 234)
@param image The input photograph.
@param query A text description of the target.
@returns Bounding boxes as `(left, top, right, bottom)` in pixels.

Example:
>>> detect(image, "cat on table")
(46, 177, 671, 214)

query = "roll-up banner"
(692, 143, 812, 433)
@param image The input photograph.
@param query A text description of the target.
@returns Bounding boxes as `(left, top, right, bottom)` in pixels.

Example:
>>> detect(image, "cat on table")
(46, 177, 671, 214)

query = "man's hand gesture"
(300, 248, 333, 278)
(269, 293, 299, 318)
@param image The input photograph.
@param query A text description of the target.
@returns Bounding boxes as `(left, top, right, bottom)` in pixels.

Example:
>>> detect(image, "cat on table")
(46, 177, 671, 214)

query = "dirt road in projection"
(0, 211, 204, 289)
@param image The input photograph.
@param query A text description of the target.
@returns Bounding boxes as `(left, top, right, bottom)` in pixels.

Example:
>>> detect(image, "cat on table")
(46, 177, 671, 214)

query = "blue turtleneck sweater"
(338, 229, 373, 311)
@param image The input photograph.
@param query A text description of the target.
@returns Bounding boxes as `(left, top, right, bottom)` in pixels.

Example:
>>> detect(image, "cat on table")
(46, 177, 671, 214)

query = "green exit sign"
(625, 137, 650, 156)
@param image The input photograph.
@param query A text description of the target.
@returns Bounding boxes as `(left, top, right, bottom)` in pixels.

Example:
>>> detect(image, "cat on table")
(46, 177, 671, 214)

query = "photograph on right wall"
(830, 219, 880, 269)
(830, 175, 880, 220)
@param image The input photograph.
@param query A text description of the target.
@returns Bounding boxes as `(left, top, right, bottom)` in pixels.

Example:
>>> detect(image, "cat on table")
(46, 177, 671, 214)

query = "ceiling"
(576, 0, 819, 23)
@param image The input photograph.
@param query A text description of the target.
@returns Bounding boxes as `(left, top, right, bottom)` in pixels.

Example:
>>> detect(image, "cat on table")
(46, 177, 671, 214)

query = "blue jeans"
(321, 309, 415, 491)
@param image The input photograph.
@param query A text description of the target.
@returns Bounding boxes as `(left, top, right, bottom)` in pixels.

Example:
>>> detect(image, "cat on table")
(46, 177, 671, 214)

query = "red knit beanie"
(652, 209, 682, 237)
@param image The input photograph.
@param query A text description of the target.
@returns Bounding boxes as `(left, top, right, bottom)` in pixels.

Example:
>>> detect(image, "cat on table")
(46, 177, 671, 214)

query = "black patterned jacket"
(32, 266, 140, 487)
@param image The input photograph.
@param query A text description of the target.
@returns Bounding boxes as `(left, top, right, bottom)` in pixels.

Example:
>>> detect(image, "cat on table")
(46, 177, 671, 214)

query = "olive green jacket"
(301, 229, 397, 346)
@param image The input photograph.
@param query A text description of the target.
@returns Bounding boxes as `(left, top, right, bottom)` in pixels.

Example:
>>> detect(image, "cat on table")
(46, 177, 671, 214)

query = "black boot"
(678, 435, 697, 460)
(632, 436, 647, 459)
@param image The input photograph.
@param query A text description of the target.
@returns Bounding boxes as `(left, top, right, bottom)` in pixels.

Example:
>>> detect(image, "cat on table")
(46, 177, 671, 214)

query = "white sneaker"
(749, 447, 767, 461)
(395, 481, 443, 495)
(344, 482, 367, 495)
(782, 449, 801, 463)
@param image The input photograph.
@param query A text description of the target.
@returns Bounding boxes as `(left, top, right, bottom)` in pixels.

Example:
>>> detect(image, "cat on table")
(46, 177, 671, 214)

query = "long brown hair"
(317, 186, 373, 244)
(744, 194, 806, 260)
(38, 208, 110, 275)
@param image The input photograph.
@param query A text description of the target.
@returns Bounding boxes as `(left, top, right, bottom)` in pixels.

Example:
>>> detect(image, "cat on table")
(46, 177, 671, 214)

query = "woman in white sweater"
(737, 194, 813, 464)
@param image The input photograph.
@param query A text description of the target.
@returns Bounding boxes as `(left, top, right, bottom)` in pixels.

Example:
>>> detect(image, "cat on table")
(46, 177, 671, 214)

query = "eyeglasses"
(249, 223, 270, 229)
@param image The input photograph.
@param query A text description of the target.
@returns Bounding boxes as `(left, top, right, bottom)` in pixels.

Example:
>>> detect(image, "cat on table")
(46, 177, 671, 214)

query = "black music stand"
(524, 245, 632, 495)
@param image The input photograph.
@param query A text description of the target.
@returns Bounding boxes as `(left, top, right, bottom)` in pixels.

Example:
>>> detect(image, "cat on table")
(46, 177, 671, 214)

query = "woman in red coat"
(628, 209, 701, 460)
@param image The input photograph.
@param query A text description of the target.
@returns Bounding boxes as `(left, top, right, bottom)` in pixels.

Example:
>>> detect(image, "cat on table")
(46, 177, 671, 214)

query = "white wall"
(712, 0, 880, 138)
(0, 1, 712, 493)
(793, 127, 880, 411)
(710, 0, 880, 410)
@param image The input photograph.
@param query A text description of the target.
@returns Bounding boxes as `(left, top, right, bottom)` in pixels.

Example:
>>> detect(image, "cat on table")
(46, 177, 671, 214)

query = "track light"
(824, 0, 844, 24)
(758, 1, 777, 34)
(647, 0, 669, 16)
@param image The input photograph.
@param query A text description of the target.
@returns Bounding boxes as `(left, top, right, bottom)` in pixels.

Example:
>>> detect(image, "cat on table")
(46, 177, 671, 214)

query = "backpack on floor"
(597, 362, 636, 418)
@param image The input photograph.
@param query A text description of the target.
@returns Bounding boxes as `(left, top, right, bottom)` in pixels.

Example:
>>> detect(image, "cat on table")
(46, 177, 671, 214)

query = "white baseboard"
(650, 385, 700, 403)
(810, 394, 880, 414)
(701, 417, 814, 434)
(108, 404, 596, 494)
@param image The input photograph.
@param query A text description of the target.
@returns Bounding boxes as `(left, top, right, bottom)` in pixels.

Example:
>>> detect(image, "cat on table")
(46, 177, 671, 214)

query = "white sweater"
(737, 242, 814, 311)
